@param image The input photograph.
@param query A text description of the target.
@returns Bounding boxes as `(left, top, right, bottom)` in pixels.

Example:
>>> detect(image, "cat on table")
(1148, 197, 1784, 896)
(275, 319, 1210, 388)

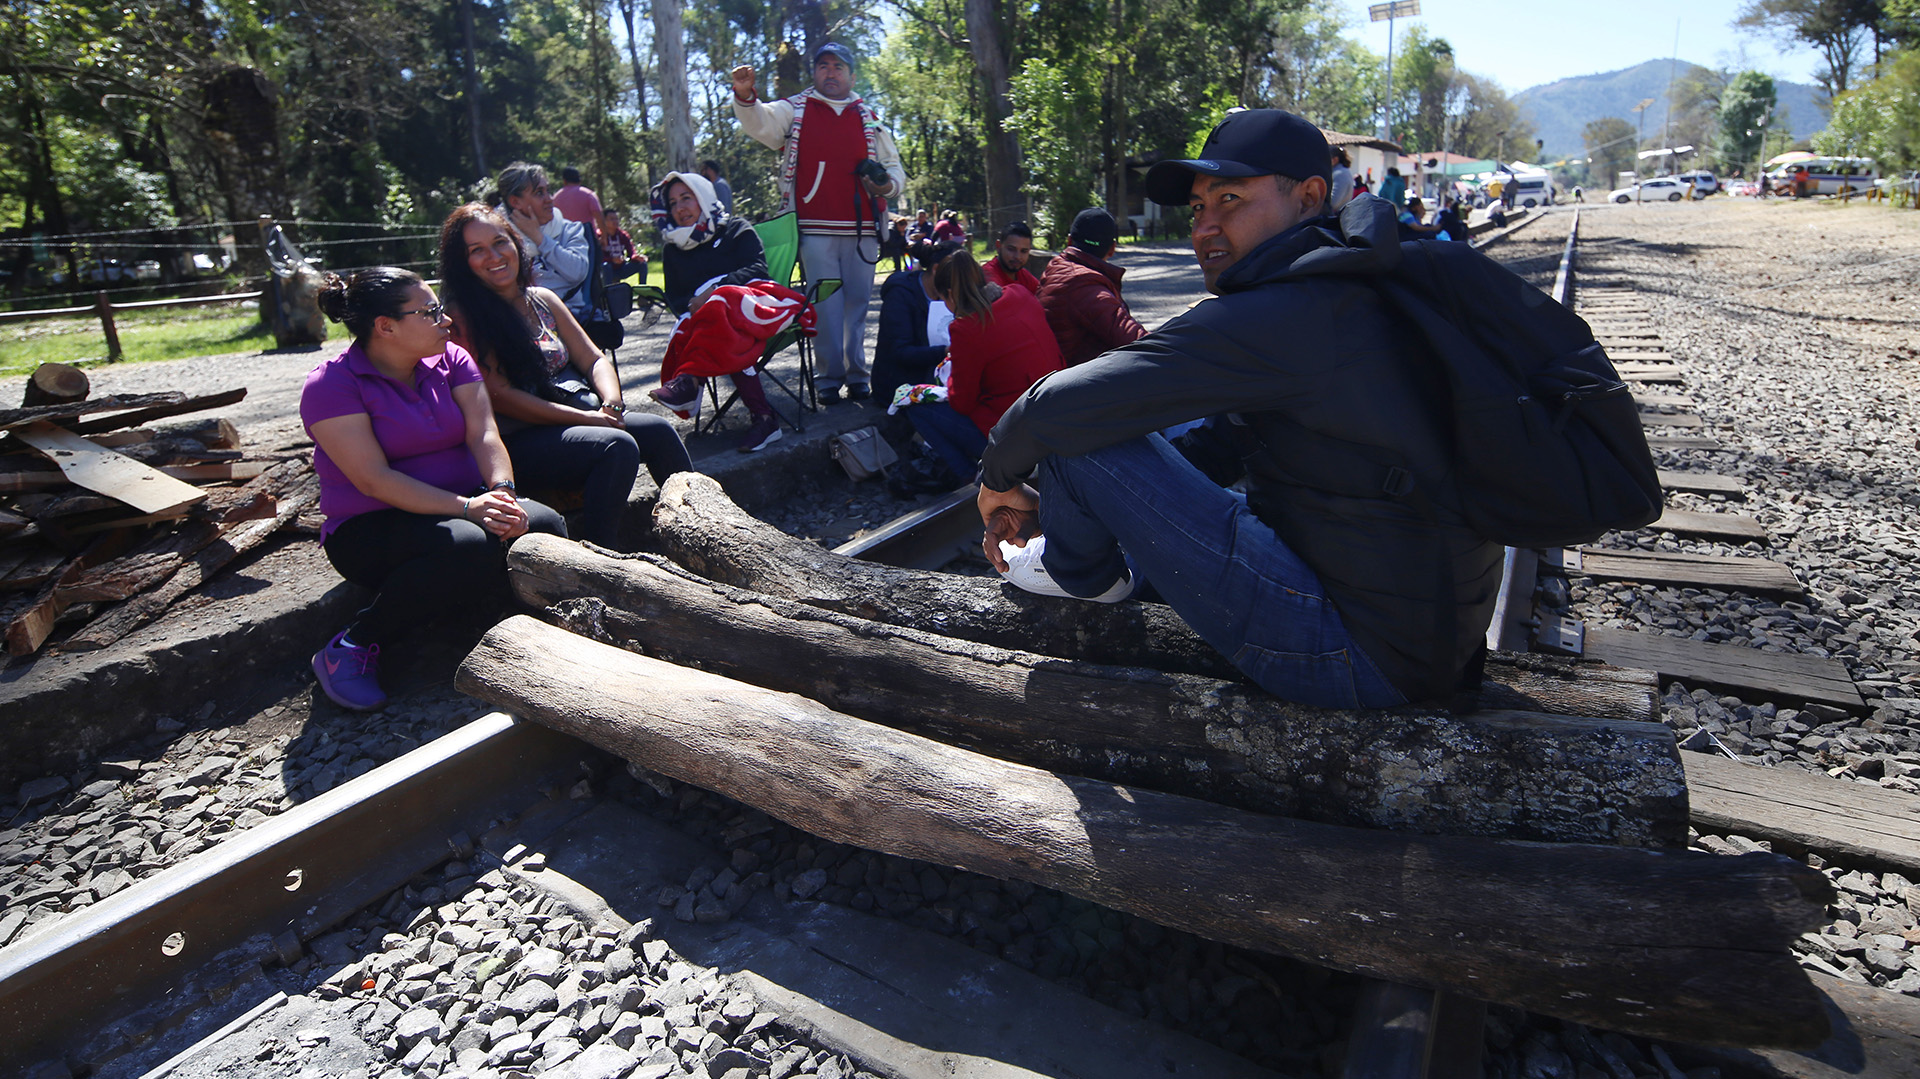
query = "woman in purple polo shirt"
(302, 267, 567, 711)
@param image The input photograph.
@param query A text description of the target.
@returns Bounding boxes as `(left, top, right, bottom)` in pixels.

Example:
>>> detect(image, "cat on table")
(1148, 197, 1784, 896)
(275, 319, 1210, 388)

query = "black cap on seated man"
(975, 108, 1502, 710)
(1036, 207, 1146, 367)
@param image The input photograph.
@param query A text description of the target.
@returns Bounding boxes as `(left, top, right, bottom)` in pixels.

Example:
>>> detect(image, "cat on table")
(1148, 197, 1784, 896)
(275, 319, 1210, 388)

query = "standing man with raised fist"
(732, 43, 907, 404)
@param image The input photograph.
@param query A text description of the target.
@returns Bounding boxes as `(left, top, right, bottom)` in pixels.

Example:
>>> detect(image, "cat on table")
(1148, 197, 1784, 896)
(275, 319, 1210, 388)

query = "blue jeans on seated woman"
(503, 413, 692, 548)
(905, 402, 987, 482)
(1030, 433, 1406, 710)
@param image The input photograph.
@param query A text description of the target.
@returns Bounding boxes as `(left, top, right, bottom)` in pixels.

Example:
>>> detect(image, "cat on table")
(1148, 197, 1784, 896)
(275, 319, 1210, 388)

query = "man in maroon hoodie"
(1037, 208, 1146, 367)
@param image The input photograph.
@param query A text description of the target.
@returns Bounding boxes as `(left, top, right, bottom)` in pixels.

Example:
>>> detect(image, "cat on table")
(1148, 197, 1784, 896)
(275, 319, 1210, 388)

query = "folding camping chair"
(695, 212, 841, 436)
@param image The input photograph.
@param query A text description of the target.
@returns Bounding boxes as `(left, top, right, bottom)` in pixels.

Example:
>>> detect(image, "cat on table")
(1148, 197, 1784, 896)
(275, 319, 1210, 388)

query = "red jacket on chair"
(659, 281, 815, 383)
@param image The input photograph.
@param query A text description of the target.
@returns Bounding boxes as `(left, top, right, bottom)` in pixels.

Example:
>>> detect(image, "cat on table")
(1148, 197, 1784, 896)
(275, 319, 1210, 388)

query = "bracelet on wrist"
(461, 497, 473, 521)
(490, 481, 516, 494)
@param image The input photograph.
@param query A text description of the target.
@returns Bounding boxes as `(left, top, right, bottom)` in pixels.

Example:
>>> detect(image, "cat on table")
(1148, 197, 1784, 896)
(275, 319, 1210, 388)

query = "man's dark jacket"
(872, 268, 947, 402)
(981, 196, 1502, 701)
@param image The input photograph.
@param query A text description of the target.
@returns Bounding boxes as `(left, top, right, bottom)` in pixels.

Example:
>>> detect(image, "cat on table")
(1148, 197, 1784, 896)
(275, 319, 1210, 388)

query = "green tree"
(1584, 117, 1637, 189)
(1813, 48, 1920, 168)
(1260, 0, 1380, 133)
(1717, 71, 1779, 175)
(1738, 0, 1880, 98)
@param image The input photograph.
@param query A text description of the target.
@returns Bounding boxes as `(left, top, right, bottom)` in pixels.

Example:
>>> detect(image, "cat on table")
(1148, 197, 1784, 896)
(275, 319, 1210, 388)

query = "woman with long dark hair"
(302, 267, 566, 711)
(905, 251, 1062, 483)
(438, 202, 692, 548)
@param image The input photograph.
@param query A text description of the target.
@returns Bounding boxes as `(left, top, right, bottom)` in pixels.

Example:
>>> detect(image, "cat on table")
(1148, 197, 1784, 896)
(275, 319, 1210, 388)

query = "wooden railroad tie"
(1685, 752, 1920, 877)
(1659, 470, 1745, 498)
(1643, 433, 1724, 451)
(1541, 546, 1805, 598)
(1582, 626, 1864, 712)
(1647, 508, 1767, 542)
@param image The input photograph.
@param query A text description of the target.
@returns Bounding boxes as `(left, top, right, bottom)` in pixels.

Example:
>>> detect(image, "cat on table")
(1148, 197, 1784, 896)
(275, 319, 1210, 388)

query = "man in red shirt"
(1036, 208, 1145, 367)
(732, 43, 907, 403)
(981, 220, 1038, 292)
(552, 167, 607, 238)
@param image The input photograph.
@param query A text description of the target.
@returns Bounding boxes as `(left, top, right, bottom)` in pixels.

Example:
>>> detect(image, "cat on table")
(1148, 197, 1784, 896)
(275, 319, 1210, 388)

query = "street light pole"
(1369, 1, 1421, 144)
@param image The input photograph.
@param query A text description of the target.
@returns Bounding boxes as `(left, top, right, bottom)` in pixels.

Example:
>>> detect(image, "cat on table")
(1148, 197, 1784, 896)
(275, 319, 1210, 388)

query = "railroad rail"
(7, 206, 1920, 1079)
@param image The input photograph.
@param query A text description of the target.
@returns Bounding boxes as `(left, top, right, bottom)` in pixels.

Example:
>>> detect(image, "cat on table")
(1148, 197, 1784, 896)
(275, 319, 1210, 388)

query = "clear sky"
(1336, 1, 1827, 92)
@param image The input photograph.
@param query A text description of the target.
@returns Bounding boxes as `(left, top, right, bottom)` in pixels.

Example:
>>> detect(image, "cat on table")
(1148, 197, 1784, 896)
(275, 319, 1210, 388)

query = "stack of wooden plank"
(0, 363, 319, 657)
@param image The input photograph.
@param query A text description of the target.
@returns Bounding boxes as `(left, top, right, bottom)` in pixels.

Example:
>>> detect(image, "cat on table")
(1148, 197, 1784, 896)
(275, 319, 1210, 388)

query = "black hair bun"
(316, 272, 350, 323)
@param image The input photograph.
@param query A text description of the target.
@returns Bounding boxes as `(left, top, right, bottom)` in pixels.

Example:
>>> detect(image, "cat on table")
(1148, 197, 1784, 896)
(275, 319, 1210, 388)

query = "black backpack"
(1365, 239, 1662, 549)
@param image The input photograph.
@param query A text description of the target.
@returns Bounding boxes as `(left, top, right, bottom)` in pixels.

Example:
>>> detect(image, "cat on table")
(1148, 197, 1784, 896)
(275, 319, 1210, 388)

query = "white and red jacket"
(734, 89, 908, 237)
(659, 281, 816, 383)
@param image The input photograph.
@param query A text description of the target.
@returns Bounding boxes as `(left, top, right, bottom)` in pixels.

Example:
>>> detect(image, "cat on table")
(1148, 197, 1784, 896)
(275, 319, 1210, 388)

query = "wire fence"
(1, 218, 447, 313)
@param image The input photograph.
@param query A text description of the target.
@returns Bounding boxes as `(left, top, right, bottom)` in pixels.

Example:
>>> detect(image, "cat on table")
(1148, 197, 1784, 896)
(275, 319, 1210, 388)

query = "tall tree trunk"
(201, 65, 287, 287)
(616, 0, 653, 193)
(459, 0, 489, 180)
(963, 0, 1022, 238)
(652, 0, 695, 173)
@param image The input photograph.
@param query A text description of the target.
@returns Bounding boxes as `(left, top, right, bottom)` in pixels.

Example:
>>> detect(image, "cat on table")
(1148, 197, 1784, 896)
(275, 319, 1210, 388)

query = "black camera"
(854, 159, 891, 186)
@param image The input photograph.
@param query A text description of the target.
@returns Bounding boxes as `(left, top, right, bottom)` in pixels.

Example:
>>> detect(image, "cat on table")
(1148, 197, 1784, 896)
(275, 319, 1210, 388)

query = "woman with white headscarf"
(646, 171, 784, 452)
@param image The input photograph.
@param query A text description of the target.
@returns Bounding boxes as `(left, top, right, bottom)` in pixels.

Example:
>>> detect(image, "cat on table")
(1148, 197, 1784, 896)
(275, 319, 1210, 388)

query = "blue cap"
(814, 42, 855, 69)
(1144, 109, 1332, 205)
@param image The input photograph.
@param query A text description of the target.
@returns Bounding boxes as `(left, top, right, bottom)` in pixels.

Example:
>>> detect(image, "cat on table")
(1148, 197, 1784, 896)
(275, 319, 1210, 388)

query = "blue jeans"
(906, 402, 987, 480)
(1032, 434, 1406, 710)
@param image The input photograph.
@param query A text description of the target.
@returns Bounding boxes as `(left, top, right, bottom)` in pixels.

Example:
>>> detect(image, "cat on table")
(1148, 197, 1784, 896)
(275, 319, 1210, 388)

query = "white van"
(1507, 174, 1554, 208)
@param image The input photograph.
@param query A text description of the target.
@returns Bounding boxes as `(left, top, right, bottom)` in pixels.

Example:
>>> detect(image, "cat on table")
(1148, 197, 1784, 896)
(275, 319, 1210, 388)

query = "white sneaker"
(997, 536, 1135, 603)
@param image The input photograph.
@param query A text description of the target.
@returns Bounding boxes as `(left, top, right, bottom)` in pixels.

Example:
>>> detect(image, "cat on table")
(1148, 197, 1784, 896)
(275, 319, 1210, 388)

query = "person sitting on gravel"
(1036, 208, 1146, 368)
(904, 251, 1061, 486)
(975, 109, 1502, 710)
(872, 240, 961, 407)
(642, 171, 790, 454)
(303, 267, 567, 711)
(439, 203, 692, 548)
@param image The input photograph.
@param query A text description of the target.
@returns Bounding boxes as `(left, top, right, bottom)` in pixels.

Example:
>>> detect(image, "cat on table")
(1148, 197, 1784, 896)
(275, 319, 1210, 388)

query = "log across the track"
(509, 535, 1689, 847)
(650, 474, 1661, 723)
(456, 615, 1832, 1049)
(651, 472, 1240, 679)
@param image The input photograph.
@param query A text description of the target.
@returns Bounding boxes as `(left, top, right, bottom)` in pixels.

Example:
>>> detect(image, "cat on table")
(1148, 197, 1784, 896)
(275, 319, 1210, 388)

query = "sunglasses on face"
(395, 302, 448, 323)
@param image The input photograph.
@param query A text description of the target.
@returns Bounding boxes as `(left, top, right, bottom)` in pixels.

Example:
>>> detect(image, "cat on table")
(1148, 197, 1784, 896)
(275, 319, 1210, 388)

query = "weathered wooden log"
(510, 535, 1688, 847)
(653, 472, 1234, 679)
(456, 615, 1832, 1048)
(0, 392, 188, 432)
(651, 473, 1658, 720)
(22, 363, 89, 409)
(65, 388, 247, 438)
(151, 416, 241, 450)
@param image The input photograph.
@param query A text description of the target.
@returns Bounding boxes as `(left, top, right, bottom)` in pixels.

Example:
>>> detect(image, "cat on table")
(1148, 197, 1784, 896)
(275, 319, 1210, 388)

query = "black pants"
(323, 501, 568, 650)
(503, 414, 691, 547)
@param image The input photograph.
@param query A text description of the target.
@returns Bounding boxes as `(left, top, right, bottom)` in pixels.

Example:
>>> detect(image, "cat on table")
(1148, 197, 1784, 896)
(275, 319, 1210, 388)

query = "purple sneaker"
(648, 374, 702, 411)
(312, 631, 387, 711)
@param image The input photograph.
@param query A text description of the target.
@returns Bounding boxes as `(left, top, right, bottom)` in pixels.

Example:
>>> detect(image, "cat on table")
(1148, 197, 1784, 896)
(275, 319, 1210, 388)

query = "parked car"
(134, 260, 162, 282)
(1676, 170, 1719, 195)
(1610, 177, 1689, 203)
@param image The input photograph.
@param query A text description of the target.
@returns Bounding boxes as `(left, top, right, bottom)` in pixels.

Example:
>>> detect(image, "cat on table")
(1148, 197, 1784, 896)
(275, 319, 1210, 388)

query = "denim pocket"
(1230, 643, 1363, 710)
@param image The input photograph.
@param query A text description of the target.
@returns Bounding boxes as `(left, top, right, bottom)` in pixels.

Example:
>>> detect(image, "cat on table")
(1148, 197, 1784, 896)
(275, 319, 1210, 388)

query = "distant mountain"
(1514, 60, 1826, 160)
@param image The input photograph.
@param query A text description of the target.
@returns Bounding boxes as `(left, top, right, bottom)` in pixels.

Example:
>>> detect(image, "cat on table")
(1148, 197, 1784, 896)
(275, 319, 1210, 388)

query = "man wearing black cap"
(1036, 207, 1146, 368)
(733, 44, 907, 403)
(974, 109, 1501, 710)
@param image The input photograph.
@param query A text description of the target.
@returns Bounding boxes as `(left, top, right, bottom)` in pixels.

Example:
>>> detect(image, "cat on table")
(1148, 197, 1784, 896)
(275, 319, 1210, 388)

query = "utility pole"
(1660, 20, 1680, 176)
(1369, 1, 1420, 143)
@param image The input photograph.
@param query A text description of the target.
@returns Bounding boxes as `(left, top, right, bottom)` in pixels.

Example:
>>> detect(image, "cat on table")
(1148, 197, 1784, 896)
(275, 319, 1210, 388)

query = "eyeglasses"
(395, 302, 448, 323)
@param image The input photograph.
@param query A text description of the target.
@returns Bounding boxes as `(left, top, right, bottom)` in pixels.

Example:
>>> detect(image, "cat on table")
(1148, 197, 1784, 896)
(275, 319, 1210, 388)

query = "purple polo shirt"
(301, 341, 486, 540)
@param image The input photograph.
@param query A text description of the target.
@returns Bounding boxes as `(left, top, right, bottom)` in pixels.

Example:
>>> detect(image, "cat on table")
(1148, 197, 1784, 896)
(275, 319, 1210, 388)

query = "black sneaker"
(844, 384, 872, 401)
(818, 386, 845, 405)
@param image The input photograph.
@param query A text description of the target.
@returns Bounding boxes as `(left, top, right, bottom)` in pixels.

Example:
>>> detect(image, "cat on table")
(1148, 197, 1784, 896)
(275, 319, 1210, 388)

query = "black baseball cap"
(1144, 109, 1333, 205)
(1068, 208, 1120, 248)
